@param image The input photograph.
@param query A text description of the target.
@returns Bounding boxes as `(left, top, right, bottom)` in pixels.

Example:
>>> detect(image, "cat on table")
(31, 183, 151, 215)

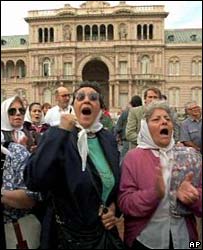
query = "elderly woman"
(118, 101, 202, 249)
(24, 82, 124, 249)
(24, 102, 50, 148)
(1, 96, 41, 249)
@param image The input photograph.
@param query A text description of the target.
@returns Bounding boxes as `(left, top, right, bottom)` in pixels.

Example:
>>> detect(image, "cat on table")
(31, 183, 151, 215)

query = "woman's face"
(148, 108, 173, 147)
(73, 87, 101, 128)
(30, 104, 42, 124)
(8, 100, 25, 129)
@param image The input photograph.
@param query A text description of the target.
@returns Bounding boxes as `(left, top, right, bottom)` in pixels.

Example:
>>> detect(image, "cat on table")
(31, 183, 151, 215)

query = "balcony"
(133, 74, 164, 81)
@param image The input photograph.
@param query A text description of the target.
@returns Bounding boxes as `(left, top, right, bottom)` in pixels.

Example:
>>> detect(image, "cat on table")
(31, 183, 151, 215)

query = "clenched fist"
(59, 113, 77, 131)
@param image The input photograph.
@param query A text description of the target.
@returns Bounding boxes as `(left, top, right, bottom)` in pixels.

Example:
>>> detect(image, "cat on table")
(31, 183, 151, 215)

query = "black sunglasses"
(75, 92, 100, 102)
(8, 107, 26, 116)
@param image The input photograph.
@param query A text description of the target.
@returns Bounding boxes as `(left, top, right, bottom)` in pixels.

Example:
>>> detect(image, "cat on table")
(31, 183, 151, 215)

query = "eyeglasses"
(59, 94, 70, 98)
(75, 92, 100, 102)
(8, 107, 26, 116)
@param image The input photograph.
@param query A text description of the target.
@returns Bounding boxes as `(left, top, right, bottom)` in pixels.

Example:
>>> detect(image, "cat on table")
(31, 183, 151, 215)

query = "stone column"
(115, 81, 119, 108)
(128, 80, 132, 100)
(109, 81, 113, 109)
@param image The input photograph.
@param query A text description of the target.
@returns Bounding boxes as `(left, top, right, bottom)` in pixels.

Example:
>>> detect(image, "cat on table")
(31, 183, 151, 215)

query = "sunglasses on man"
(8, 107, 26, 116)
(75, 92, 100, 102)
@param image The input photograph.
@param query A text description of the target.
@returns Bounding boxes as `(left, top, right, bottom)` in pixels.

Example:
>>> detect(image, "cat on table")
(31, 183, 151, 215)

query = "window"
(137, 25, 141, 40)
(119, 93, 128, 108)
(43, 88, 52, 104)
(38, 28, 43, 43)
(168, 35, 174, 42)
(168, 88, 180, 108)
(20, 38, 26, 45)
(149, 24, 153, 39)
(43, 58, 51, 76)
(141, 56, 150, 74)
(192, 58, 202, 76)
(50, 28, 54, 42)
(64, 63, 72, 76)
(169, 58, 180, 76)
(1, 40, 6, 45)
(192, 88, 202, 107)
(119, 61, 127, 74)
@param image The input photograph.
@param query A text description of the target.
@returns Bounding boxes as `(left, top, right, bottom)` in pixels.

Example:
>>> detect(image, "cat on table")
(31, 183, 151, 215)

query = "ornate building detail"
(63, 25, 72, 41)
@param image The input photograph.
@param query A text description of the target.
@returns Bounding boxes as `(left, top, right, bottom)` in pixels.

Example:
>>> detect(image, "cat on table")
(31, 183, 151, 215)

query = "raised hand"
(176, 172, 199, 205)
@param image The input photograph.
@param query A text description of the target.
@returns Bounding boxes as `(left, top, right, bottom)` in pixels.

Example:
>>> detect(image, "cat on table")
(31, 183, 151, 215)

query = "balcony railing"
(132, 74, 164, 81)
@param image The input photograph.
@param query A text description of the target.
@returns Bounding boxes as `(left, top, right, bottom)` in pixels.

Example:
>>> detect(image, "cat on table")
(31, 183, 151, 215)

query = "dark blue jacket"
(24, 126, 120, 248)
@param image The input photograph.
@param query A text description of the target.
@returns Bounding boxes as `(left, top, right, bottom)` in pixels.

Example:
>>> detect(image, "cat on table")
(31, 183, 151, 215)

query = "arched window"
(143, 24, 147, 40)
(6, 60, 15, 78)
(43, 58, 51, 77)
(85, 25, 90, 41)
(77, 25, 83, 41)
(44, 28, 48, 42)
(137, 25, 141, 40)
(141, 56, 150, 74)
(100, 24, 106, 40)
(92, 25, 98, 41)
(38, 28, 43, 43)
(107, 24, 114, 40)
(149, 24, 153, 39)
(16, 60, 26, 78)
(50, 28, 54, 42)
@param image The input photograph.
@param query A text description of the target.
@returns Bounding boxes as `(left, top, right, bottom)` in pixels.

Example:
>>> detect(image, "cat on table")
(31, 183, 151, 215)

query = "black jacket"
(24, 126, 120, 248)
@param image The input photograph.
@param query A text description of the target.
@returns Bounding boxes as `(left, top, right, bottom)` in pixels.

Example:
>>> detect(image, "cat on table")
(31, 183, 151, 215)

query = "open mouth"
(160, 128, 169, 135)
(81, 107, 92, 115)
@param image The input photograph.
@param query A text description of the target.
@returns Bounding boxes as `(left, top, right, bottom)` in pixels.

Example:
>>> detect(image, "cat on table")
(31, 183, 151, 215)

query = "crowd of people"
(1, 82, 202, 249)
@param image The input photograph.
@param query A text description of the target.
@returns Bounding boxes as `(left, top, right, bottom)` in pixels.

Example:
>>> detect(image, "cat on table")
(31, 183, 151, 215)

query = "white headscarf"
(75, 110, 103, 171)
(1, 96, 18, 131)
(1, 96, 25, 142)
(24, 105, 45, 124)
(137, 119, 175, 184)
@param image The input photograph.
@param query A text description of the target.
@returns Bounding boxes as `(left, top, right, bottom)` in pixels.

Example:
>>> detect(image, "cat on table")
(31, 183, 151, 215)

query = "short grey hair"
(144, 100, 173, 122)
(184, 101, 197, 110)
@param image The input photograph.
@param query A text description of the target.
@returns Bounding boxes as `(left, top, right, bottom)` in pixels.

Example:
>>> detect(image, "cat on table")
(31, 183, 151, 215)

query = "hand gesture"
(176, 172, 199, 205)
(59, 113, 77, 131)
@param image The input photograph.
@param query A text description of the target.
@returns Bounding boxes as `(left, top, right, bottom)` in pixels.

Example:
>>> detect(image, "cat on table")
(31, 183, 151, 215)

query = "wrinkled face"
(57, 89, 70, 109)
(30, 104, 42, 124)
(73, 87, 101, 128)
(8, 100, 25, 129)
(187, 104, 201, 118)
(148, 108, 173, 147)
(145, 90, 159, 105)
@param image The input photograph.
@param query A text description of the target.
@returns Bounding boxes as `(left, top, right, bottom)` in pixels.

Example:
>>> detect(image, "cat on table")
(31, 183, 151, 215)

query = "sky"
(1, 1, 202, 36)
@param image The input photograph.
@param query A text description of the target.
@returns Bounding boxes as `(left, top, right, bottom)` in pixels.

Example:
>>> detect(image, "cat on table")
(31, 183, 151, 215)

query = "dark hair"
(130, 95, 142, 107)
(42, 102, 51, 109)
(161, 94, 167, 100)
(29, 102, 41, 112)
(72, 81, 105, 108)
(144, 87, 162, 100)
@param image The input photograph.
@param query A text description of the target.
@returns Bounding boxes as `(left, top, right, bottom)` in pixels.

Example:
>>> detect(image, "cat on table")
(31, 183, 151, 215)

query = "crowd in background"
(1, 82, 202, 249)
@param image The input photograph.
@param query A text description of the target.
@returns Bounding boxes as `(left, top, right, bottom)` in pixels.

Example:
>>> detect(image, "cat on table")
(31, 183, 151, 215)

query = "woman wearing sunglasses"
(24, 82, 124, 249)
(1, 96, 41, 248)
